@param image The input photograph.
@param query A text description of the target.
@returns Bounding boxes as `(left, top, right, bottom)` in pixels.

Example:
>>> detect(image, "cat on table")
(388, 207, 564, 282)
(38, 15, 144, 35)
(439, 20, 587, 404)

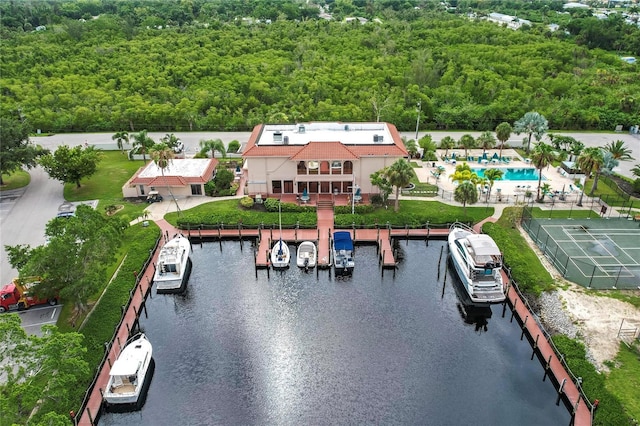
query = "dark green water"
(100, 240, 570, 426)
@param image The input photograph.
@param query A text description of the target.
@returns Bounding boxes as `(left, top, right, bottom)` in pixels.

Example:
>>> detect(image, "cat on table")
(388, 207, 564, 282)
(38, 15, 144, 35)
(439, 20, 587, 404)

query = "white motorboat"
(104, 333, 153, 408)
(333, 231, 355, 275)
(296, 241, 317, 269)
(270, 201, 290, 268)
(154, 234, 192, 293)
(448, 222, 506, 304)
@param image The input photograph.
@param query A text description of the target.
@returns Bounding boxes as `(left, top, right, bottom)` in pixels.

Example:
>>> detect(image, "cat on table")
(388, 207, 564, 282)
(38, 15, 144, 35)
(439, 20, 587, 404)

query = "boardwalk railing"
(74, 235, 162, 424)
(504, 266, 595, 423)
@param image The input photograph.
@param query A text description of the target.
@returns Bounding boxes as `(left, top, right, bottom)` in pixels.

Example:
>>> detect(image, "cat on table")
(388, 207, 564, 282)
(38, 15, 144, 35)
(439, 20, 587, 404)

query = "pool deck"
(420, 149, 579, 199)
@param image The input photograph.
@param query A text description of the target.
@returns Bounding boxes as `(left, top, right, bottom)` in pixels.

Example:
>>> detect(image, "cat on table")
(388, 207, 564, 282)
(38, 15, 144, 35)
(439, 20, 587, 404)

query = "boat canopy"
(333, 231, 353, 251)
(467, 234, 501, 257)
(110, 357, 141, 376)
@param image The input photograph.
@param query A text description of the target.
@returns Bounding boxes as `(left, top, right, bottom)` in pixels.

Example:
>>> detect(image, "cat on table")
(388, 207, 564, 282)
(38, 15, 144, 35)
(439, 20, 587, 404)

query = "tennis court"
(522, 213, 640, 289)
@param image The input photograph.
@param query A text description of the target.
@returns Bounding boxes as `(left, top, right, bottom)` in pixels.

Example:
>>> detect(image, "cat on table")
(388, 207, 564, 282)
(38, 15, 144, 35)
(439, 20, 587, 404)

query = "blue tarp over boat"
(333, 231, 354, 251)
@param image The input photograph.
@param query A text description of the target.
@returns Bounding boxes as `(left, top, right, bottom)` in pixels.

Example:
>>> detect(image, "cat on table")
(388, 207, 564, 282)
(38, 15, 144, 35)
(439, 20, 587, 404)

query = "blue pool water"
(472, 167, 545, 181)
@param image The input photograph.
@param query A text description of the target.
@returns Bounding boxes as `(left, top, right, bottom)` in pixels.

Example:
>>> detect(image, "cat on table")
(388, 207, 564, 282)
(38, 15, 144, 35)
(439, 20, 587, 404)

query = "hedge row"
(176, 211, 318, 228)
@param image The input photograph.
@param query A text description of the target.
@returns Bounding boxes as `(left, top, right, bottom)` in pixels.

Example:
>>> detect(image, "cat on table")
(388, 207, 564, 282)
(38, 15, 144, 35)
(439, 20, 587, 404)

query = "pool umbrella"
(492, 152, 499, 160)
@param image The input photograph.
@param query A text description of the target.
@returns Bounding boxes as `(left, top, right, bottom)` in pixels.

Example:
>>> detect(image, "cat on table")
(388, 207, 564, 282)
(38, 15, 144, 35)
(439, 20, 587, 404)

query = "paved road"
(32, 130, 640, 179)
(0, 167, 64, 286)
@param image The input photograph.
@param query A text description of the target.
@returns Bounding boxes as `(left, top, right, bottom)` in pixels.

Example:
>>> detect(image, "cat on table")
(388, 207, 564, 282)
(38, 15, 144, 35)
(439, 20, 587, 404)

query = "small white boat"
(296, 241, 317, 269)
(333, 231, 354, 275)
(154, 234, 192, 293)
(104, 334, 153, 408)
(448, 222, 506, 304)
(271, 239, 290, 269)
(270, 201, 290, 269)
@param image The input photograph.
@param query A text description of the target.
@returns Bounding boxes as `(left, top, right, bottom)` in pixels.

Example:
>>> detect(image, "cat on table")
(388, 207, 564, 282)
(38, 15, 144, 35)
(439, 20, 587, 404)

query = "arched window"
(343, 161, 353, 174)
(320, 161, 330, 175)
(297, 161, 307, 174)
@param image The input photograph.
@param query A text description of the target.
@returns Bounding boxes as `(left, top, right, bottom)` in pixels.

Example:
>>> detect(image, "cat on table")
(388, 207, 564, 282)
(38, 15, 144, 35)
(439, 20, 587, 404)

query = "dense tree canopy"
(0, 315, 88, 425)
(0, 117, 48, 184)
(5, 205, 126, 313)
(1, 1, 639, 133)
(38, 144, 101, 188)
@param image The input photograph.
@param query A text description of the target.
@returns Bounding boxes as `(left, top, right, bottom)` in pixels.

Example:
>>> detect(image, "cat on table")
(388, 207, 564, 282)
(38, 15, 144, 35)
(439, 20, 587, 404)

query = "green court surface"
(522, 216, 640, 289)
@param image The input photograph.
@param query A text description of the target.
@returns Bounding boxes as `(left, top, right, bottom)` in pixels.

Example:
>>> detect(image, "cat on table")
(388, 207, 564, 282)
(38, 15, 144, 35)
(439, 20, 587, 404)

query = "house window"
(139, 185, 145, 195)
(284, 180, 293, 193)
(331, 182, 341, 193)
(308, 161, 319, 175)
(297, 161, 307, 174)
(343, 161, 353, 174)
(331, 161, 342, 174)
(320, 181, 330, 193)
(298, 182, 308, 193)
(191, 184, 202, 195)
(320, 161, 330, 175)
(272, 180, 282, 194)
(309, 182, 318, 193)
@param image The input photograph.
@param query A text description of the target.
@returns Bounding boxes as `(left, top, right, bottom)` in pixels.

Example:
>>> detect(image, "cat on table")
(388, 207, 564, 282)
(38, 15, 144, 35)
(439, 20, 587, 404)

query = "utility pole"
(415, 101, 421, 141)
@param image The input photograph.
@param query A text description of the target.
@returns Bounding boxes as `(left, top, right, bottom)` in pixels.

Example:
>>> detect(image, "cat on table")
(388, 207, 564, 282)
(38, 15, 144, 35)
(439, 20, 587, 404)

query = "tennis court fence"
(522, 208, 640, 290)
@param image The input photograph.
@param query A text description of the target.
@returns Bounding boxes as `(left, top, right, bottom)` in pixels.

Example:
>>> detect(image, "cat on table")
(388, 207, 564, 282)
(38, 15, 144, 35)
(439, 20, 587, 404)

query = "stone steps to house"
(317, 200, 334, 210)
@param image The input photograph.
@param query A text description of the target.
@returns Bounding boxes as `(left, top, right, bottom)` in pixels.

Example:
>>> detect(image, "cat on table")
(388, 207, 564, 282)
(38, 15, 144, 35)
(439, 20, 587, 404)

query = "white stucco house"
(122, 158, 218, 199)
(241, 122, 408, 198)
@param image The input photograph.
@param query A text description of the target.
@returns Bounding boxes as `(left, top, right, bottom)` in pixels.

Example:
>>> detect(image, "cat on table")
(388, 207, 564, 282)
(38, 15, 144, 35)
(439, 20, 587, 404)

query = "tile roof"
(290, 142, 358, 160)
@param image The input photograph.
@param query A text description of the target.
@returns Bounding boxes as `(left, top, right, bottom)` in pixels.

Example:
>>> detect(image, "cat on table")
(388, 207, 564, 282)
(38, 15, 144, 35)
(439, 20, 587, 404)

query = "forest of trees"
(1, 0, 639, 134)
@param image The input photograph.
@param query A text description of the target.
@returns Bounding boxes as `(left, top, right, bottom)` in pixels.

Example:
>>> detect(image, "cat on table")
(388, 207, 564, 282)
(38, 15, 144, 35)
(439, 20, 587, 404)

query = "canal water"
(100, 240, 570, 426)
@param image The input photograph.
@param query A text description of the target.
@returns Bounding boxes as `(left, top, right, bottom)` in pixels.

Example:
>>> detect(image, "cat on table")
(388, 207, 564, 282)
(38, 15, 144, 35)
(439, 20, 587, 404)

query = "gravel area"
(538, 291, 578, 338)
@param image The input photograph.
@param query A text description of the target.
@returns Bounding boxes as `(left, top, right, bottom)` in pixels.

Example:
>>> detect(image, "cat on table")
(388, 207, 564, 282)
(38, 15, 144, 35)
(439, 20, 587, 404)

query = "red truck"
(0, 278, 58, 313)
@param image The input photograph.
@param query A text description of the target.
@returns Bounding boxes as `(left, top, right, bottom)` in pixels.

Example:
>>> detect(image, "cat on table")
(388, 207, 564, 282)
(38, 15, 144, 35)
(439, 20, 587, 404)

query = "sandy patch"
(556, 286, 640, 371)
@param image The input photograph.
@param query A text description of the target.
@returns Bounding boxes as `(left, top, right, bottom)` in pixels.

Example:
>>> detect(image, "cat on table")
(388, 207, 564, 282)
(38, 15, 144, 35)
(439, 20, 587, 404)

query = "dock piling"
(521, 315, 528, 340)
(556, 378, 566, 406)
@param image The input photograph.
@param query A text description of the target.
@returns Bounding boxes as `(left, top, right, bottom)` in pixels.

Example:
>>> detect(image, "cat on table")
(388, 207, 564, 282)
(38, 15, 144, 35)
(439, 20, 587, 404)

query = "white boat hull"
(271, 239, 290, 268)
(154, 235, 192, 293)
(296, 241, 317, 268)
(104, 334, 153, 408)
(448, 224, 506, 304)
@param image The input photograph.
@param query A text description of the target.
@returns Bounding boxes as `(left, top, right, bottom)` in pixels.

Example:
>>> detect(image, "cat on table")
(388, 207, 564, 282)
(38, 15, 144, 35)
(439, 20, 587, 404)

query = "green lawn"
(605, 343, 640, 423)
(63, 151, 148, 220)
(0, 170, 30, 190)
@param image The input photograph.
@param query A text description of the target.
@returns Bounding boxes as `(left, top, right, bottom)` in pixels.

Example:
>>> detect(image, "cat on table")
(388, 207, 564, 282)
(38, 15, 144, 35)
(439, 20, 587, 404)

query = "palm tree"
(403, 138, 419, 158)
(454, 181, 478, 216)
(458, 134, 476, 158)
(439, 136, 456, 158)
(569, 140, 585, 162)
(514, 111, 548, 153)
(131, 130, 155, 163)
(112, 131, 129, 154)
(199, 139, 226, 158)
(604, 140, 634, 162)
(495, 122, 512, 160)
(449, 163, 480, 185)
(476, 131, 496, 156)
(530, 142, 556, 202)
(631, 164, 640, 178)
(385, 158, 414, 212)
(162, 133, 182, 153)
(484, 168, 504, 201)
(576, 147, 604, 206)
(150, 143, 180, 214)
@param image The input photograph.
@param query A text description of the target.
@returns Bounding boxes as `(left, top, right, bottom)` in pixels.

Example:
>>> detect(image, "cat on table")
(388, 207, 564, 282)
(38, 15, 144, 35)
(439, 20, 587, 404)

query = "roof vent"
(298, 125, 305, 133)
(344, 124, 349, 131)
(273, 132, 283, 142)
(283, 136, 289, 145)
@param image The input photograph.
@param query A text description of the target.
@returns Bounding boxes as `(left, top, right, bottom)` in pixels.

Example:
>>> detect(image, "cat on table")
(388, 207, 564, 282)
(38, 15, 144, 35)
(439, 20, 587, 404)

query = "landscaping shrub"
(240, 196, 254, 209)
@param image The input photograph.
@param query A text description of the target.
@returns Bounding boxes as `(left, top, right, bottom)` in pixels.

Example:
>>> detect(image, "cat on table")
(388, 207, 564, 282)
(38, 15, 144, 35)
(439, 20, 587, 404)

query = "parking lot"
(11, 304, 63, 336)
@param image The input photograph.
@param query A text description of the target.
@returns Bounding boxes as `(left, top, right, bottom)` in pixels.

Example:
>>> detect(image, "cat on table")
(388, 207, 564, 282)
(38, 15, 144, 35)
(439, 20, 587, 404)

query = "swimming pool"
(472, 168, 545, 181)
